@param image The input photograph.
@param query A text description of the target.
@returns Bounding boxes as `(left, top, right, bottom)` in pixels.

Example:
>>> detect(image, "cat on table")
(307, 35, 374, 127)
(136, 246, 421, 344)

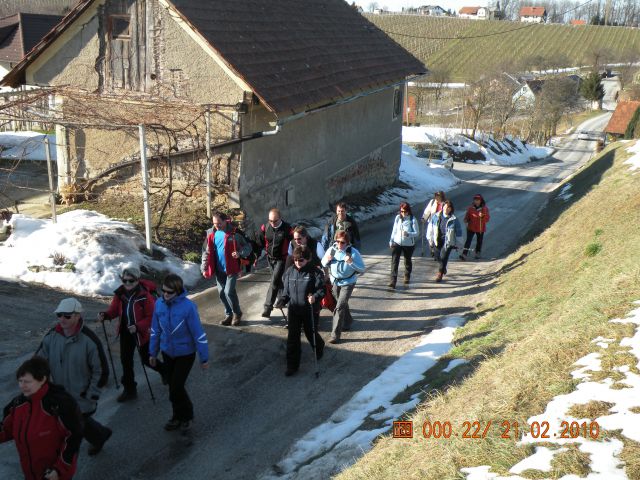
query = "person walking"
(257, 208, 293, 319)
(149, 274, 209, 432)
(38, 298, 112, 456)
(460, 194, 490, 260)
(321, 202, 361, 251)
(388, 202, 420, 288)
(428, 200, 462, 283)
(286, 225, 325, 269)
(98, 266, 164, 402)
(1, 357, 83, 480)
(422, 191, 446, 259)
(275, 246, 326, 376)
(321, 231, 365, 343)
(201, 212, 251, 326)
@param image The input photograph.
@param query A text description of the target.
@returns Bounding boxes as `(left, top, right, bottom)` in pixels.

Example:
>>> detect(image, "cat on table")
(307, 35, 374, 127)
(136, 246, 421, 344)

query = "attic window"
(110, 15, 131, 39)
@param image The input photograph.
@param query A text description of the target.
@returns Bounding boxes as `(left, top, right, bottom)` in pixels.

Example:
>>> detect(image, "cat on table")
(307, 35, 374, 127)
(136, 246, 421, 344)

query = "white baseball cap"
(54, 298, 83, 314)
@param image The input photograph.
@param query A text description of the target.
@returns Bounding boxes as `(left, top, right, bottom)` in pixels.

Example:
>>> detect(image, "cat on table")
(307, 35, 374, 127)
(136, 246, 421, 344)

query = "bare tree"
(582, 46, 613, 71)
(530, 77, 581, 143)
(615, 47, 640, 90)
(429, 67, 451, 110)
(368, 2, 379, 12)
(465, 77, 493, 138)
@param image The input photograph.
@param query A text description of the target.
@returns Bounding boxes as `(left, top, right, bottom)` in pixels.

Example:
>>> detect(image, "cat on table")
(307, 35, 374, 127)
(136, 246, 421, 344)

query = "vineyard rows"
(367, 15, 640, 81)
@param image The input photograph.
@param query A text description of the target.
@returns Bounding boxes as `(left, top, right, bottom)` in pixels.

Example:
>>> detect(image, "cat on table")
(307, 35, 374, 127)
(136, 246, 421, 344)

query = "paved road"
(0, 112, 611, 479)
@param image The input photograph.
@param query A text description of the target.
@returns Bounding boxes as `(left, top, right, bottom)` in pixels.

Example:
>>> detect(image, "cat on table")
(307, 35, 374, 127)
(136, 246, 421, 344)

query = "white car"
(577, 130, 593, 141)
(416, 148, 453, 171)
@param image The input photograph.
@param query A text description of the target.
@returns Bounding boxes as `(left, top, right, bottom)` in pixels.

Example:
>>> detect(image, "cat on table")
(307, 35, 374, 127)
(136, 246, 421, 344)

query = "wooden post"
(138, 125, 152, 252)
(44, 137, 57, 223)
(205, 106, 212, 219)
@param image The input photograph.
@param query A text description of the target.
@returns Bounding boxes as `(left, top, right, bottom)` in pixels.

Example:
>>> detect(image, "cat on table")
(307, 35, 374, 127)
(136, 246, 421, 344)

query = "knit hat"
(54, 298, 83, 314)
(121, 266, 141, 280)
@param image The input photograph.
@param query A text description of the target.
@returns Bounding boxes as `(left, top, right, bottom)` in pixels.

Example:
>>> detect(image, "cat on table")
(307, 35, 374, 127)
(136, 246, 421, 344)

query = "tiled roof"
(0, 13, 62, 63)
(570, 19, 586, 25)
(2, 0, 426, 117)
(520, 6, 546, 17)
(459, 6, 481, 14)
(168, 0, 426, 116)
(605, 101, 640, 135)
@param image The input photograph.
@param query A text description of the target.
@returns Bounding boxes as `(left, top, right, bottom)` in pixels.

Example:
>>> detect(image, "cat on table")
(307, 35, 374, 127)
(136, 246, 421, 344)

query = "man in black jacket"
(321, 202, 361, 251)
(275, 246, 325, 376)
(257, 208, 293, 319)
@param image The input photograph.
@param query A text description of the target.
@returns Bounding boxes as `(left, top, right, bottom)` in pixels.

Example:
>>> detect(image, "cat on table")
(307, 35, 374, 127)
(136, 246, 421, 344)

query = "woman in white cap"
(98, 266, 164, 402)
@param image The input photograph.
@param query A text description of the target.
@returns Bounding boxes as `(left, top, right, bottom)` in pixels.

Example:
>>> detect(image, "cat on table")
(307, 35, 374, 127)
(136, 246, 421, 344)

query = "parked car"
(415, 147, 453, 171)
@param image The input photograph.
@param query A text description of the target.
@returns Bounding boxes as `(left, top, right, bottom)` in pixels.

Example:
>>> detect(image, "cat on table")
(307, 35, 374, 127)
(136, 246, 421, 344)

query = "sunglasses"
(162, 288, 175, 295)
(56, 313, 74, 319)
(121, 278, 137, 284)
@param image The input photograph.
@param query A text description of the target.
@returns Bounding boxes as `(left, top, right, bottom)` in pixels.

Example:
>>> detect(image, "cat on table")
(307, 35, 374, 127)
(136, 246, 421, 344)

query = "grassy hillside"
(338, 141, 640, 478)
(367, 15, 640, 81)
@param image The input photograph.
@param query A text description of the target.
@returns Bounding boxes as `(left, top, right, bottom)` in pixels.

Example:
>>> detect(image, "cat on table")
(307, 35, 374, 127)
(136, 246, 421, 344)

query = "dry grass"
(567, 401, 616, 420)
(338, 142, 640, 479)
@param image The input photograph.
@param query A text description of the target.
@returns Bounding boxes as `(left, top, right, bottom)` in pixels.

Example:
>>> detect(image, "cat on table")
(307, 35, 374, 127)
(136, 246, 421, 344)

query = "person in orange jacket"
(460, 194, 490, 260)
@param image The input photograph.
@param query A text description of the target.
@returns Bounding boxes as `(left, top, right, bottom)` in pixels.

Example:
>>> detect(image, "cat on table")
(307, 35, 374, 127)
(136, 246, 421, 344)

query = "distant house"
(403, 5, 448, 16)
(519, 6, 547, 23)
(2, 0, 426, 224)
(459, 6, 488, 19)
(604, 100, 640, 138)
(0, 13, 62, 84)
(569, 19, 586, 25)
(512, 76, 581, 108)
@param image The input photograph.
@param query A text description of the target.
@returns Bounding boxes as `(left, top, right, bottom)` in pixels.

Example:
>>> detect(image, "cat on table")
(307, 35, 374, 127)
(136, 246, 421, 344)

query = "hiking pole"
(135, 336, 155, 404)
(100, 321, 120, 389)
(279, 307, 289, 329)
(309, 305, 319, 379)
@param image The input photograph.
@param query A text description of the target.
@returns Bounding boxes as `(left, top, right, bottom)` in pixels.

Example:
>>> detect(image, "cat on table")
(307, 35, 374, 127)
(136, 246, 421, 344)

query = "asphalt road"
(0, 112, 612, 479)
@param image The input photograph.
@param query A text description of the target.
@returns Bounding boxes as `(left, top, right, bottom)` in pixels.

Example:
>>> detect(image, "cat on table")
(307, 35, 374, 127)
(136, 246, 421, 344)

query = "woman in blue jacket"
(149, 274, 209, 432)
(388, 201, 420, 288)
(321, 230, 366, 344)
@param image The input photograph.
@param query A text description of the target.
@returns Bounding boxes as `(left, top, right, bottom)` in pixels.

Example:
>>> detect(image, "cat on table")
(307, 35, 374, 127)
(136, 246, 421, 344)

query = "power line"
(377, 0, 597, 41)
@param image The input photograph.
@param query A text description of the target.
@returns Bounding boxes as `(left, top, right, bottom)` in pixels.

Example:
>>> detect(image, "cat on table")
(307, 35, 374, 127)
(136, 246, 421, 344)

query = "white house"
(519, 6, 546, 23)
(459, 6, 488, 19)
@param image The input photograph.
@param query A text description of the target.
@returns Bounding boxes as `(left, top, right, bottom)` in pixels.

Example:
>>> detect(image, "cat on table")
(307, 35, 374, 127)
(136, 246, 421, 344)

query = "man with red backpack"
(460, 194, 490, 260)
(98, 266, 164, 402)
(257, 208, 293, 319)
(201, 212, 252, 326)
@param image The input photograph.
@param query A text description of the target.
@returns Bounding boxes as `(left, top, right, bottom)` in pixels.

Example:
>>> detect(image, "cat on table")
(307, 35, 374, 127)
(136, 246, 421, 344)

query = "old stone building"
(3, 0, 426, 223)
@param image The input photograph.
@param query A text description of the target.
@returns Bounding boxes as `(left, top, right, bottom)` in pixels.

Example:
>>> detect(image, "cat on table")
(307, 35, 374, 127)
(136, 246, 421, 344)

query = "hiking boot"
(116, 389, 137, 403)
(164, 418, 181, 431)
(231, 313, 242, 326)
(220, 315, 232, 326)
(435, 272, 443, 283)
(388, 276, 397, 289)
(403, 273, 410, 285)
(285, 367, 298, 377)
(261, 307, 272, 319)
(459, 253, 466, 261)
(180, 420, 192, 433)
(88, 428, 112, 456)
(328, 336, 339, 344)
(475, 252, 481, 259)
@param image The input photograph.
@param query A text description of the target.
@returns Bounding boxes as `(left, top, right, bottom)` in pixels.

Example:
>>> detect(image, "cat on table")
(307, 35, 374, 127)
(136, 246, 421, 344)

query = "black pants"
(390, 244, 415, 278)
(434, 246, 454, 275)
(463, 230, 484, 255)
(286, 306, 324, 370)
(82, 412, 111, 446)
(265, 258, 286, 310)
(162, 352, 195, 422)
(120, 329, 164, 391)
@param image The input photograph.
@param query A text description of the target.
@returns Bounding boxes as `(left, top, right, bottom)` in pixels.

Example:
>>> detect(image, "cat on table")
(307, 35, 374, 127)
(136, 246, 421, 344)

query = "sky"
(353, 0, 489, 13)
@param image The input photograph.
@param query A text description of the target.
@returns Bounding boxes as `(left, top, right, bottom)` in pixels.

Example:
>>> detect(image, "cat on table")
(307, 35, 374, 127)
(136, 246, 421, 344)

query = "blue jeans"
(215, 269, 241, 316)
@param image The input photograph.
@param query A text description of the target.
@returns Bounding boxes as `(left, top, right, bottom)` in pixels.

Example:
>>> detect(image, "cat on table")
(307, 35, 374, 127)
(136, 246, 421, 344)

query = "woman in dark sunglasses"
(98, 267, 164, 403)
(149, 274, 209, 432)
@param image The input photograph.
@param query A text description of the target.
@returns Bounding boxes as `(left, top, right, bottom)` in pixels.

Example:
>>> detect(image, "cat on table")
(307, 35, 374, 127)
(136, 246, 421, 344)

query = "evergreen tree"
(580, 71, 605, 109)
(624, 107, 640, 140)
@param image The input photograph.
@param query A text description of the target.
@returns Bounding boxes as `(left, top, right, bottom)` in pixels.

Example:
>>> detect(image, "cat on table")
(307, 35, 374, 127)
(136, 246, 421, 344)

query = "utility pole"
(138, 125, 152, 252)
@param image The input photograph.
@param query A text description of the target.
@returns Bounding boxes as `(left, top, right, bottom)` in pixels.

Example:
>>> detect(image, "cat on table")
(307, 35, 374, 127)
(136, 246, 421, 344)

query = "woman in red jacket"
(98, 266, 164, 402)
(1, 357, 83, 480)
(460, 194, 490, 260)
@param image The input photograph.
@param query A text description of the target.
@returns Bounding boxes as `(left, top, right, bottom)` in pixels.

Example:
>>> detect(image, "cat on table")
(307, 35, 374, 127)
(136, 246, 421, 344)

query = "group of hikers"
(0, 194, 489, 480)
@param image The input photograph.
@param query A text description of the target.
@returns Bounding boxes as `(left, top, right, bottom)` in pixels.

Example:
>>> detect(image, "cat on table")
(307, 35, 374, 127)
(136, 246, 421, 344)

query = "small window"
(285, 187, 295, 206)
(392, 87, 402, 120)
(110, 15, 131, 39)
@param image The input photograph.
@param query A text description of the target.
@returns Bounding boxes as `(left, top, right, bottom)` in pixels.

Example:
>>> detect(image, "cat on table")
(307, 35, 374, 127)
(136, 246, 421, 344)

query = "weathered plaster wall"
(158, 5, 245, 105)
(29, 14, 101, 90)
(240, 87, 402, 224)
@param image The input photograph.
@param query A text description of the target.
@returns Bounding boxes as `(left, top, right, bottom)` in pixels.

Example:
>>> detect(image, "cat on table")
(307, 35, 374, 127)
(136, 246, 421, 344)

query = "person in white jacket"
(421, 191, 446, 259)
(388, 202, 420, 288)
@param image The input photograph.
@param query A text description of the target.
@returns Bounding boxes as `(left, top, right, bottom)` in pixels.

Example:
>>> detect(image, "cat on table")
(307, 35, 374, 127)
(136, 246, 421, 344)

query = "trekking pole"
(100, 321, 120, 389)
(279, 307, 289, 329)
(309, 305, 319, 379)
(135, 336, 155, 404)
